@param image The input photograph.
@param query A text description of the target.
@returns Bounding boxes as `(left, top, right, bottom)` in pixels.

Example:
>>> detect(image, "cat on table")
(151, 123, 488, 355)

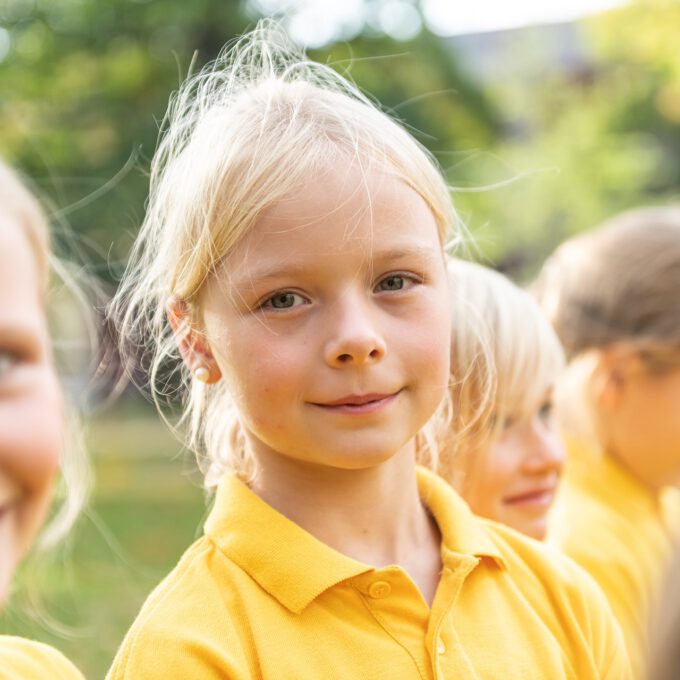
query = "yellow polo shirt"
(108, 467, 630, 679)
(0, 635, 85, 680)
(551, 439, 680, 678)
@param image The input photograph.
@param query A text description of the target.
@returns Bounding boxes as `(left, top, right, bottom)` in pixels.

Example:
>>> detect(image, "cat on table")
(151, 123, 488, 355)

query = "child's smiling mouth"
(0, 498, 18, 534)
(312, 390, 403, 415)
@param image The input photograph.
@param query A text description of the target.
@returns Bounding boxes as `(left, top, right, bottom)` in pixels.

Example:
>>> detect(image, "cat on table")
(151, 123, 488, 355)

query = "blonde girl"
(107, 22, 629, 679)
(0, 160, 86, 679)
(439, 259, 565, 540)
(534, 206, 680, 677)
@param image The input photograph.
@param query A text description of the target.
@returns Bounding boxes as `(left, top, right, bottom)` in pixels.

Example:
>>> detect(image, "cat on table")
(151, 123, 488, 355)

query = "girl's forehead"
(221, 226, 442, 295)
(223, 167, 440, 267)
(257, 164, 416, 221)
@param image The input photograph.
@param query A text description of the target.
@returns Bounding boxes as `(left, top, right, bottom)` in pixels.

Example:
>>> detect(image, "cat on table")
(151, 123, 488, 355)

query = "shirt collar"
(417, 466, 507, 570)
(565, 437, 664, 510)
(204, 466, 506, 614)
(564, 437, 680, 533)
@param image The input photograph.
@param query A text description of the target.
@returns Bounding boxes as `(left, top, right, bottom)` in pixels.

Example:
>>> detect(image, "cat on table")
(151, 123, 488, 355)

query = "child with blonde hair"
(0, 160, 86, 679)
(438, 259, 565, 541)
(534, 206, 680, 678)
(107, 21, 630, 678)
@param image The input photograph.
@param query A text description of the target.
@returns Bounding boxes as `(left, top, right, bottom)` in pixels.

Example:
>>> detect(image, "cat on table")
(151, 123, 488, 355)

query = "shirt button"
(368, 581, 392, 598)
(437, 640, 446, 655)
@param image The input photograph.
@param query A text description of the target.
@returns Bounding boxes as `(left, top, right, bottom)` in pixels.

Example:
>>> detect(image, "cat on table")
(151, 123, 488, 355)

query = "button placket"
(356, 569, 431, 679)
(428, 558, 480, 677)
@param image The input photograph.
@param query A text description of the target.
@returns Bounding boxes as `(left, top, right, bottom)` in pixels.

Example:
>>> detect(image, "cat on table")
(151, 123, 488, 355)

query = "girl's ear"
(166, 297, 222, 384)
(592, 346, 641, 412)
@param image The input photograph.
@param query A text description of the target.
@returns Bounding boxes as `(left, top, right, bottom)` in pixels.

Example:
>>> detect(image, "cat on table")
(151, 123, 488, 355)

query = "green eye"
(501, 416, 515, 431)
(269, 293, 296, 308)
(264, 291, 308, 310)
(378, 276, 405, 291)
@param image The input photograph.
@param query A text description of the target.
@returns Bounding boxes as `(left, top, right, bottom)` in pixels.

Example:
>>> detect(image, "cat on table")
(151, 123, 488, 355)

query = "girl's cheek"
(0, 371, 64, 493)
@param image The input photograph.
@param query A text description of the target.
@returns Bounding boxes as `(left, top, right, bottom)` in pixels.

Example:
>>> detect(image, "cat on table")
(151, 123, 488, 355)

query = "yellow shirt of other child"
(108, 467, 630, 680)
(0, 636, 85, 680)
(551, 438, 680, 678)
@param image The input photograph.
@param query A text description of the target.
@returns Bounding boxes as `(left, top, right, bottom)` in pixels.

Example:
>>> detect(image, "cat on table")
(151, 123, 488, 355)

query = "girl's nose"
(323, 295, 387, 368)
(523, 419, 566, 474)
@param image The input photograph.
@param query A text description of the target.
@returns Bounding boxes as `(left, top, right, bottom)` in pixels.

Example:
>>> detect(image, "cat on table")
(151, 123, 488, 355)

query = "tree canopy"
(1, 0, 677, 279)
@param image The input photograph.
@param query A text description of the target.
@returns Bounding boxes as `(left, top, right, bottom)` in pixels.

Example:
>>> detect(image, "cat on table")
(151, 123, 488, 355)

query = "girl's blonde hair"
(533, 206, 680, 438)
(437, 259, 564, 486)
(0, 159, 90, 553)
(111, 20, 458, 487)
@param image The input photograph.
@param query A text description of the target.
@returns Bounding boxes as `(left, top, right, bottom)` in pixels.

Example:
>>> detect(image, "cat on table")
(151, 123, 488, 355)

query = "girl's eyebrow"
(231, 263, 313, 288)
(0, 321, 41, 339)
(0, 322, 43, 354)
(233, 244, 440, 286)
(370, 245, 440, 262)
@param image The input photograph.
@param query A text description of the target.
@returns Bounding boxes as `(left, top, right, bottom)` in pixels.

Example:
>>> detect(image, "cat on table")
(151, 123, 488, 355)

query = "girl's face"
(599, 351, 680, 489)
(0, 222, 63, 605)
(199, 165, 451, 472)
(462, 400, 564, 540)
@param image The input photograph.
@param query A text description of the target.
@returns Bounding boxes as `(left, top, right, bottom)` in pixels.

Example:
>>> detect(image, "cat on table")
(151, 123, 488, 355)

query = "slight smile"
(312, 391, 402, 415)
(0, 500, 17, 524)
(503, 487, 556, 509)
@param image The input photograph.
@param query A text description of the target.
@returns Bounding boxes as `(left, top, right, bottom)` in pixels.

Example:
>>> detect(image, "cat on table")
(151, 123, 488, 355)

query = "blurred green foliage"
(0, 0, 680, 278)
(0, 0, 254, 270)
(454, 0, 680, 275)
(0, 0, 504, 278)
(1, 0, 678, 279)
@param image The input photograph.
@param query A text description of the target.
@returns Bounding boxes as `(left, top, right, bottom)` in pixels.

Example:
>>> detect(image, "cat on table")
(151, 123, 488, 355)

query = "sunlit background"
(254, 0, 627, 44)
(1, 1, 679, 676)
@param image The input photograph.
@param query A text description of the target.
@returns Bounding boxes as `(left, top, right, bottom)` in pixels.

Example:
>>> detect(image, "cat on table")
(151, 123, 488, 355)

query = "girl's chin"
(512, 519, 548, 541)
(0, 507, 23, 607)
(0, 534, 17, 610)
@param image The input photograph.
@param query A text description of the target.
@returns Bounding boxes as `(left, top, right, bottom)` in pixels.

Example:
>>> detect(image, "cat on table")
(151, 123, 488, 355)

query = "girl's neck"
(250, 443, 442, 602)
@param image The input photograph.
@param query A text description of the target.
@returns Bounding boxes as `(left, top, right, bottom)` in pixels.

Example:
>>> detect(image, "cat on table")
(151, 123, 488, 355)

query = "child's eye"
(501, 415, 516, 431)
(262, 292, 307, 310)
(378, 275, 404, 291)
(490, 413, 514, 432)
(0, 351, 19, 379)
(375, 273, 418, 293)
(538, 400, 553, 421)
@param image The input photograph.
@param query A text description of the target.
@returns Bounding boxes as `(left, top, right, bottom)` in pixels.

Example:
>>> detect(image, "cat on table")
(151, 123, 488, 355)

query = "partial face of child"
(0, 222, 63, 605)
(196, 164, 451, 472)
(597, 348, 680, 489)
(462, 399, 564, 540)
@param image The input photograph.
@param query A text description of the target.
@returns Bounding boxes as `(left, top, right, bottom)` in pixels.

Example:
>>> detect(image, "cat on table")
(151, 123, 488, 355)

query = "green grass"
(0, 400, 208, 679)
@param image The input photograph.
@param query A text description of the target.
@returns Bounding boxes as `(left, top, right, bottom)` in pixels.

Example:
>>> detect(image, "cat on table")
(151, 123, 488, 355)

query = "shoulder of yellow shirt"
(481, 515, 624, 618)
(479, 518, 630, 677)
(0, 635, 85, 680)
(107, 514, 629, 679)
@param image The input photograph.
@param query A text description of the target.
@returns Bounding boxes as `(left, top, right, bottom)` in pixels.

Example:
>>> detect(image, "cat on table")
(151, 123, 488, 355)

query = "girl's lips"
(313, 391, 401, 415)
(0, 501, 16, 520)
(503, 488, 556, 508)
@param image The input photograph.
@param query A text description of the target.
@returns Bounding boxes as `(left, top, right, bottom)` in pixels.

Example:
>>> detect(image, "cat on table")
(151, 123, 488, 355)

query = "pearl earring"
(194, 366, 210, 383)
